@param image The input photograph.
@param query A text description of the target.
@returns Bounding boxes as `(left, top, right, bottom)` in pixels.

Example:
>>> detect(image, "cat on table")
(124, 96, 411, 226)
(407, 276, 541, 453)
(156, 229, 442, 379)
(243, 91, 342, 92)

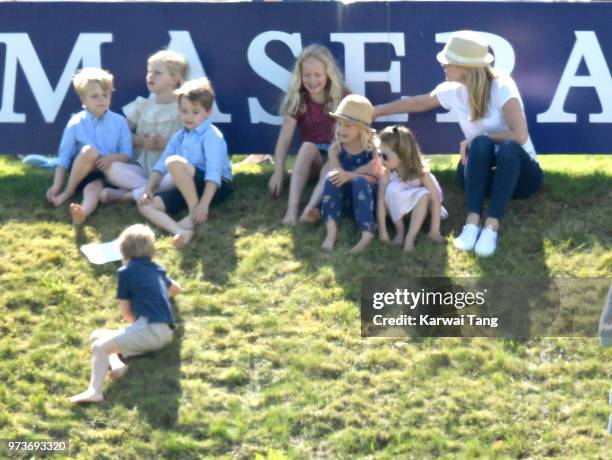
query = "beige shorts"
(113, 317, 173, 358)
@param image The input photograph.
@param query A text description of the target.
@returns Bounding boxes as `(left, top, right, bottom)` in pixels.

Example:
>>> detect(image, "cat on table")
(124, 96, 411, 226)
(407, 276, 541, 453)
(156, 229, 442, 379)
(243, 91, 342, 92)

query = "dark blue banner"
(0, 1, 610, 154)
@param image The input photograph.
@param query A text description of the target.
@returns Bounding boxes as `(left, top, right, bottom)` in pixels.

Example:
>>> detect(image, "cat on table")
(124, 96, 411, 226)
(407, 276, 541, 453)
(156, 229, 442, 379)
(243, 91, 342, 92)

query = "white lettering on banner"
(0, 33, 111, 123)
(167, 30, 231, 123)
(331, 33, 407, 123)
(537, 31, 612, 123)
(435, 31, 516, 123)
(247, 31, 303, 125)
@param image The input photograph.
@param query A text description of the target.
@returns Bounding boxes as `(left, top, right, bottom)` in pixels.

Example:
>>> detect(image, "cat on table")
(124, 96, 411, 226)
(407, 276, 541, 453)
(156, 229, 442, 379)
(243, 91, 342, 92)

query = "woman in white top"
(373, 30, 543, 257)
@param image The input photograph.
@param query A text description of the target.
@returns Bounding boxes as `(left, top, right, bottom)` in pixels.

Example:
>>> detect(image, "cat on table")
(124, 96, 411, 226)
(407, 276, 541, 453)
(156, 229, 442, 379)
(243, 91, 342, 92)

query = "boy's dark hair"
(174, 77, 215, 111)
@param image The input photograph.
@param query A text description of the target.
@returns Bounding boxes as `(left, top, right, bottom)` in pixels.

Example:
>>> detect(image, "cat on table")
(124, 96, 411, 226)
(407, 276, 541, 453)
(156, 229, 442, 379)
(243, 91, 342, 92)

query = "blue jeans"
(456, 135, 543, 219)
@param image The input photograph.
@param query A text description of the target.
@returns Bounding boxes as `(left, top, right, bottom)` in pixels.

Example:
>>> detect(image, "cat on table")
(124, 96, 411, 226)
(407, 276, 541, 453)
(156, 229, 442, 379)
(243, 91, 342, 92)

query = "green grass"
(0, 154, 611, 459)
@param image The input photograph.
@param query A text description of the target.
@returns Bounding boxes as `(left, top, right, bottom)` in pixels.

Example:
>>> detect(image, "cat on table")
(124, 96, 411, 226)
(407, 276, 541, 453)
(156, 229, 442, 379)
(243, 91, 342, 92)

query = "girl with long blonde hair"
(268, 44, 350, 225)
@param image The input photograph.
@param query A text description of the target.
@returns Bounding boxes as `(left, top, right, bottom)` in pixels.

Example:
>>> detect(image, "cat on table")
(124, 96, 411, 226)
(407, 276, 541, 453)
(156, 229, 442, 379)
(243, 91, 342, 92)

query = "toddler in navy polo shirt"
(69, 224, 181, 404)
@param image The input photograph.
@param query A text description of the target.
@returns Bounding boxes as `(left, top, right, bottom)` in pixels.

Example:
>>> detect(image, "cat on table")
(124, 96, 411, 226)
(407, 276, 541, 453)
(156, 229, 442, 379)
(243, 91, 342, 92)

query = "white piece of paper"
(80, 241, 122, 265)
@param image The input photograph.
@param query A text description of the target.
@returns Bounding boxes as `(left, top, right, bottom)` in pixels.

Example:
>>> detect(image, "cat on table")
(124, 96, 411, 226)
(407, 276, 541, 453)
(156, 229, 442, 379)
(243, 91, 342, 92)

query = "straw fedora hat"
(329, 95, 375, 132)
(436, 30, 494, 67)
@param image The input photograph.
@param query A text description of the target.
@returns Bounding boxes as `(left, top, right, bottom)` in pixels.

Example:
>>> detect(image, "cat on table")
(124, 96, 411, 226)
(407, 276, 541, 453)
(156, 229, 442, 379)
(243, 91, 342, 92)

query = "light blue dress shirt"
(56, 109, 133, 170)
(153, 118, 232, 187)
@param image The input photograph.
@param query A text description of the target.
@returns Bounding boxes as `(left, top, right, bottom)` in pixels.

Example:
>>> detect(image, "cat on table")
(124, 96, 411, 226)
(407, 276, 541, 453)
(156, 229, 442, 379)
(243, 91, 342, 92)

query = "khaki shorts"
(113, 317, 173, 358)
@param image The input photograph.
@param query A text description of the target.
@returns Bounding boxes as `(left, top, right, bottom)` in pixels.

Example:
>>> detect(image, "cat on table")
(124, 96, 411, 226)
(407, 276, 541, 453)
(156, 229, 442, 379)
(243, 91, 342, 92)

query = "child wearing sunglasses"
(376, 126, 447, 252)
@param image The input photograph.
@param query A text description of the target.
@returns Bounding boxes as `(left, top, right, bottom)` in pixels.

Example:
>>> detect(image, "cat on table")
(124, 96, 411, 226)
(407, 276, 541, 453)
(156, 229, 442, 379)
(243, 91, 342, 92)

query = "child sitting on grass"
(69, 224, 181, 404)
(46, 67, 133, 224)
(137, 78, 233, 247)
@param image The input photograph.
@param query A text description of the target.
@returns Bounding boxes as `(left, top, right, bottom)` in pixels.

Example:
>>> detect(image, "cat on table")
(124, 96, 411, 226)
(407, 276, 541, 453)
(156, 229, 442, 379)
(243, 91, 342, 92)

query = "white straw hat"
(436, 31, 494, 67)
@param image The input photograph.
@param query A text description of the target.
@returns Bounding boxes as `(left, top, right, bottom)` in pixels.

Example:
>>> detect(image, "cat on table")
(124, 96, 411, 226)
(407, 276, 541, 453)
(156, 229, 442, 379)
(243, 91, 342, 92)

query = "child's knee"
(165, 155, 187, 171)
(79, 145, 100, 160)
(83, 180, 103, 194)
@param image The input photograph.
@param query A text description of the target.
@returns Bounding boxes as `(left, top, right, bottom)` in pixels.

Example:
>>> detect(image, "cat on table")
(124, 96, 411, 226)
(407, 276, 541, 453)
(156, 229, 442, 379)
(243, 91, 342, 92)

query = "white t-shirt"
(432, 76, 537, 160)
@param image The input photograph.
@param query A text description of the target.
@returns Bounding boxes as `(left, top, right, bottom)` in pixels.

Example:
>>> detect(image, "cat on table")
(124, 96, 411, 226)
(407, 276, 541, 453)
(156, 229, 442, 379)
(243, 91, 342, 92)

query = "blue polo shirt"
(116, 258, 175, 326)
(57, 109, 133, 170)
(152, 118, 232, 187)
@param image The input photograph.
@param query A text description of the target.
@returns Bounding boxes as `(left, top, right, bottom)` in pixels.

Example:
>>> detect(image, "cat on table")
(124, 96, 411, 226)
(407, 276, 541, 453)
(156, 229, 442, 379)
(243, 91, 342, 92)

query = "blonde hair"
(175, 77, 215, 111)
(379, 126, 426, 181)
(280, 44, 349, 117)
(117, 224, 156, 260)
(148, 50, 189, 87)
(72, 67, 114, 99)
(466, 65, 497, 121)
(333, 122, 374, 152)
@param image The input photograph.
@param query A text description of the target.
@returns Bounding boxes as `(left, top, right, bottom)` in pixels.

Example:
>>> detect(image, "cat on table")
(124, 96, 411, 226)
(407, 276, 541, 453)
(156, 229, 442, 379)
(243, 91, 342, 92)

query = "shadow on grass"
(104, 312, 183, 430)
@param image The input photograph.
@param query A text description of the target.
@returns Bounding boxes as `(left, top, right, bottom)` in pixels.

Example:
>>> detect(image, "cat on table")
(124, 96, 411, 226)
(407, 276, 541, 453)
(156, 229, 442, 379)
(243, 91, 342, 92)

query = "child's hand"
(191, 202, 209, 224)
(46, 184, 61, 203)
(268, 169, 284, 197)
(329, 169, 351, 186)
(142, 133, 156, 150)
(96, 156, 113, 171)
(428, 231, 445, 243)
(137, 191, 153, 207)
(151, 135, 166, 151)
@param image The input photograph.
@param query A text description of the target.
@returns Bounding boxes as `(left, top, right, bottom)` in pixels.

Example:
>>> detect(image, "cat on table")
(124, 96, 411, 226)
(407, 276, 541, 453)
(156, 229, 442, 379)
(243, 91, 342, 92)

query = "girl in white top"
(377, 125, 446, 252)
(124, 50, 188, 175)
(101, 50, 189, 202)
(374, 30, 543, 257)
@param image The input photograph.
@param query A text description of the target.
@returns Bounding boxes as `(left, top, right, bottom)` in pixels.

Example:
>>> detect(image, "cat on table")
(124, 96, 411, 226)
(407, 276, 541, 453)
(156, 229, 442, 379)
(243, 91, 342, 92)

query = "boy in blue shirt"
(137, 78, 233, 247)
(46, 67, 133, 224)
(69, 224, 181, 404)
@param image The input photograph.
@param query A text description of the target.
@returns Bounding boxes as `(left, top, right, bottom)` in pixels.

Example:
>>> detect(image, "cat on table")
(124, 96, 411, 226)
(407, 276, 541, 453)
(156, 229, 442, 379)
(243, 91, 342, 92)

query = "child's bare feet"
(282, 211, 298, 226)
(68, 388, 104, 404)
(391, 234, 404, 246)
(69, 203, 87, 225)
(403, 236, 416, 252)
(52, 191, 71, 207)
(321, 234, 336, 251)
(110, 364, 129, 381)
(350, 232, 374, 254)
(172, 229, 194, 247)
(299, 208, 321, 224)
(99, 187, 127, 204)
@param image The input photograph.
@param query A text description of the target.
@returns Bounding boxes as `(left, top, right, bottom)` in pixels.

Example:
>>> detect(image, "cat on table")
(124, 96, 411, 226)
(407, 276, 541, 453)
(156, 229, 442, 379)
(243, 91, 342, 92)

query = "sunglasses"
(378, 151, 397, 161)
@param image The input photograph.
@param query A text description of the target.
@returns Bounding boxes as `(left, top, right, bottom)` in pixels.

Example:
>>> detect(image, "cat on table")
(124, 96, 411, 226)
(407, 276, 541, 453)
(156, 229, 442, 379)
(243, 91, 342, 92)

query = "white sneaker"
(474, 226, 498, 257)
(454, 224, 480, 251)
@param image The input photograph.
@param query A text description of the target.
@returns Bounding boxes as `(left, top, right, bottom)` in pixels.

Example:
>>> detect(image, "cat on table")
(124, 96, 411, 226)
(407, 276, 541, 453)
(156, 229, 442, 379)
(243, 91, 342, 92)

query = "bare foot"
(282, 211, 297, 226)
(391, 234, 404, 246)
(99, 187, 128, 204)
(321, 234, 336, 251)
(177, 215, 194, 230)
(69, 203, 87, 225)
(52, 191, 71, 207)
(403, 237, 416, 252)
(299, 208, 321, 224)
(172, 229, 194, 247)
(68, 389, 104, 404)
(110, 364, 129, 382)
(350, 232, 374, 254)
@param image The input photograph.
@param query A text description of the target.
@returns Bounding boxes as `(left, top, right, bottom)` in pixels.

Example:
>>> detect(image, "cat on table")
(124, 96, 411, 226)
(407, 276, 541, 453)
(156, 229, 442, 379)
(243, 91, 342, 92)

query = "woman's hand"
(459, 134, 480, 165)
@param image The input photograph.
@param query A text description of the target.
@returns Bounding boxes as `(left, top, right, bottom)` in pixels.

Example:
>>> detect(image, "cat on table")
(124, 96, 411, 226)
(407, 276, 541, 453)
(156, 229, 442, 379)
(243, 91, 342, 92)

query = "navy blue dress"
(321, 147, 377, 233)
